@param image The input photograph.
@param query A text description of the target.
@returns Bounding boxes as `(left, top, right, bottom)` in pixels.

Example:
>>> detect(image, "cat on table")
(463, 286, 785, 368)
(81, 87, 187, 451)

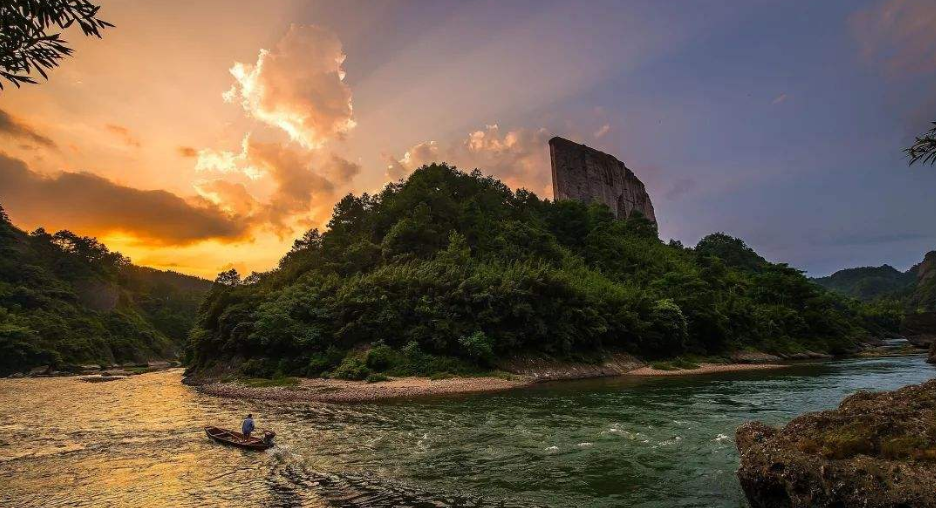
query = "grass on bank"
(797, 419, 936, 462)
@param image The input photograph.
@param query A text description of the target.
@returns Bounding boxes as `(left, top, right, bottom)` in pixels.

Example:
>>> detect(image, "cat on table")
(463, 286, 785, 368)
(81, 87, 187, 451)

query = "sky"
(1, 0, 935, 279)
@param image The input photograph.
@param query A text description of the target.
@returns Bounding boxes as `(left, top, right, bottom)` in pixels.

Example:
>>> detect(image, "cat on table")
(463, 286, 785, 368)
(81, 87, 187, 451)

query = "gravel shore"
(198, 375, 528, 403)
(194, 362, 792, 403)
(627, 363, 788, 376)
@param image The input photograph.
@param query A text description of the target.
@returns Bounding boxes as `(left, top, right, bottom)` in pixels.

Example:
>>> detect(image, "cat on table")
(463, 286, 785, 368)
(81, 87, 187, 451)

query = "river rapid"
(1, 355, 934, 508)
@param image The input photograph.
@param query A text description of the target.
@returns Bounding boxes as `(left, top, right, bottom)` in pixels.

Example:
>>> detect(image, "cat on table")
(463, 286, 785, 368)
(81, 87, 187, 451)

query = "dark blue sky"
(325, 0, 936, 275)
(365, 0, 936, 276)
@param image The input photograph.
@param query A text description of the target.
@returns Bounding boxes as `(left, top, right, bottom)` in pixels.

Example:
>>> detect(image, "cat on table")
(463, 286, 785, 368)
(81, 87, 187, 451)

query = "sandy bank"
(194, 361, 795, 403)
(197, 375, 528, 403)
(627, 363, 788, 376)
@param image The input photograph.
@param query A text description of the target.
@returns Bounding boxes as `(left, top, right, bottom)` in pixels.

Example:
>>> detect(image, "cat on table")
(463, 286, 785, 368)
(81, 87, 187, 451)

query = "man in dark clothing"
(241, 414, 255, 440)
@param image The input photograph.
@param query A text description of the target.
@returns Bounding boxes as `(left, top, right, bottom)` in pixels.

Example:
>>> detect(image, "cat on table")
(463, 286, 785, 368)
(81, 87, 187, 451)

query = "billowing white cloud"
(193, 179, 260, 217)
(192, 24, 362, 238)
(386, 125, 553, 196)
(385, 141, 440, 179)
(193, 135, 360, 235)
(224, 24, 355, 148)
(195, 134, 263, 179)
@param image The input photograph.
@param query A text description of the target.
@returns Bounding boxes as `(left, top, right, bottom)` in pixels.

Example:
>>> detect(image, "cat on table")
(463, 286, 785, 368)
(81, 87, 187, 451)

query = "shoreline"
(193, 361, 793, 404)
(627, 362, 788, 377)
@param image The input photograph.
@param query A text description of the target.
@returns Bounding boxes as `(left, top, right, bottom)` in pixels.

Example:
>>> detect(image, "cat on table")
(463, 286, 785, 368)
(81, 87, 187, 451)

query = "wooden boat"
(204, 426, 274, 450)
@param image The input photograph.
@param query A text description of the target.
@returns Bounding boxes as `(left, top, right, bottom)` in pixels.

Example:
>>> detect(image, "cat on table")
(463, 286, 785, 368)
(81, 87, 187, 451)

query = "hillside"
(0, 206, 212, 375)
(812, 265, 917, 302)
(907, 251, 936, 313)
(813, 252, 936, 312)
(186, 164, 893, 381)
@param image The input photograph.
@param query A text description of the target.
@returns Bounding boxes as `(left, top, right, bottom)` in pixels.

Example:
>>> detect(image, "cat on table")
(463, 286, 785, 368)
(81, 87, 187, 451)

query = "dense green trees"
(188, 164, 889, 379)
(0, 206, 210, 375)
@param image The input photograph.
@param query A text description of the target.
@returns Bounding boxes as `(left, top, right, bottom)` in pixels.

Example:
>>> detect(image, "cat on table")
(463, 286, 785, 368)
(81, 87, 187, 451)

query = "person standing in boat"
(241, 414, 255, 441)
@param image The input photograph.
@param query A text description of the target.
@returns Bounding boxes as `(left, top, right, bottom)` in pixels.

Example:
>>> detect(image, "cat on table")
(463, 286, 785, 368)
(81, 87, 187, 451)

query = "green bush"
(458, 331, 495, 365)
(307, 347, 344, 377)
(365, 341, 400, 371)
(331, 355, 371, 380)
(401, 341, 429, 374)
(239, 358, 276, 378)
(366, 373, 390, 383)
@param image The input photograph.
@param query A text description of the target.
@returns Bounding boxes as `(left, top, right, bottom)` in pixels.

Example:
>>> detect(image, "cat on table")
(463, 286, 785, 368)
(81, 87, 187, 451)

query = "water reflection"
(1, 356, 933, 507)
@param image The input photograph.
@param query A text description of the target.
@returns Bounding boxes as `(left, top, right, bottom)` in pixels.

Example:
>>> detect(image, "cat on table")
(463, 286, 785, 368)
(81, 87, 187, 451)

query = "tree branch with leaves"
(0, 0, 111, 90)
(906, 122, 936, 167)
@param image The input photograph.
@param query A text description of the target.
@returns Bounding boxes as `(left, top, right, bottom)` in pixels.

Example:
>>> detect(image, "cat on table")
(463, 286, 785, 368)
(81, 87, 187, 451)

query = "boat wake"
(270, 460, 538, 508)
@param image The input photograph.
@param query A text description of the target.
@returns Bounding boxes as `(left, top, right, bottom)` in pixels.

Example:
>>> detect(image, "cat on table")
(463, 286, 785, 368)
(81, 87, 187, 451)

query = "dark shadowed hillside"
(0, 205, 211, 375)
(813, 252, 936, 348)
(187, 164, 895, 381)
(812, 265, 917, 302)
(907, 252, 936, 313)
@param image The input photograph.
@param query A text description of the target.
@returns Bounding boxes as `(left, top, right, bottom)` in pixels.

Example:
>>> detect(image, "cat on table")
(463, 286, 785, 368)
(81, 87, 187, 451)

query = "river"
(1, 355, 933, 507)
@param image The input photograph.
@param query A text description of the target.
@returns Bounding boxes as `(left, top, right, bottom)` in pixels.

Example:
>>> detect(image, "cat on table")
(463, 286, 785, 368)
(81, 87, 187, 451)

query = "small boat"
(204, 426, 275, 450)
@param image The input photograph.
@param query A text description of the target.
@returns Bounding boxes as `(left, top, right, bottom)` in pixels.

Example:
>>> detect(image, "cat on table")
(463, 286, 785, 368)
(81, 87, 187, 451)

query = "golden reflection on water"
(2, 357, 934, 508)
(0, 371, 327, 507)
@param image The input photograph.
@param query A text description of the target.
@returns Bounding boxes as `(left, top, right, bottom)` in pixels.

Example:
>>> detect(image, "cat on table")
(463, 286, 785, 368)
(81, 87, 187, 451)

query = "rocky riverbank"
(196, 375, 527, 403)
(189, 355, 792, 403)
(629, 363, 787, 376)
(185, 342, 928, 403)
(736, 379, 936, 508)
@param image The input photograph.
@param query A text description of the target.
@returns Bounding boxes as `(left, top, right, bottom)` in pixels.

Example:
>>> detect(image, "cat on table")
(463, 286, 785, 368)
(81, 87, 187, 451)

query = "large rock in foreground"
(736, 379, 936, 508)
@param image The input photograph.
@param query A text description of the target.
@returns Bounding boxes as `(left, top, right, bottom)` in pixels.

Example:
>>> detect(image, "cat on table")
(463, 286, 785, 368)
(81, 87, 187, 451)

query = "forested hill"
(812, 252, 936, 312)
(812, 265, 917, 302)
(0, 206, 212, 375)
(187, 164, 895, 381)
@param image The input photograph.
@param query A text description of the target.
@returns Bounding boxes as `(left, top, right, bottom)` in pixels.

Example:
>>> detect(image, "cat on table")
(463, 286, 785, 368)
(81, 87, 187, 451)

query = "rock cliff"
(912, 251, 936, 283)
(549, 137, 656, 223)
(902, 311, 936, 347)
(736, 379, 936, 508)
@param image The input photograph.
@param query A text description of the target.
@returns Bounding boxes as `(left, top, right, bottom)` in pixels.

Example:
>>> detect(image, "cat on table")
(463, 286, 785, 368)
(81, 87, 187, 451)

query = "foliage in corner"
(906, 121, 936, 167)
(0, 0, 112, 89)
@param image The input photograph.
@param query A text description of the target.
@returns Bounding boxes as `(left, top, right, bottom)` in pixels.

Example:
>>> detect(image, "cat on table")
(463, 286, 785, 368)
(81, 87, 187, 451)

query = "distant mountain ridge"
(0, 205, 212, 375)
(812, 265, 917, 302)
(812, 251, 936, 312)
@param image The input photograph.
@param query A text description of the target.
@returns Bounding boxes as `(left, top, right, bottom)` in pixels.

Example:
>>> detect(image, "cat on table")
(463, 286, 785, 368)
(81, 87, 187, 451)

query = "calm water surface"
(1, 355, 934, 507)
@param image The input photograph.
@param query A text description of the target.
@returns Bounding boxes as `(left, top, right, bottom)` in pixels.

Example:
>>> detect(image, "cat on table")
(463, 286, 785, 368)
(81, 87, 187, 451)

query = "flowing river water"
(1, 355, 934, 508)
